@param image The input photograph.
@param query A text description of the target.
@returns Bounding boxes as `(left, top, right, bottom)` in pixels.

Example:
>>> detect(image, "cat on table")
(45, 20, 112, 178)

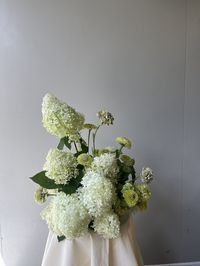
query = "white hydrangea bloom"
(91, 153, 119, 181)
(80, 171, 116, 217)
(43, 149, 78, 184)
(41, 192, 90, 239)
(93, 211, 120, 239)
(42, 93, 85, 139)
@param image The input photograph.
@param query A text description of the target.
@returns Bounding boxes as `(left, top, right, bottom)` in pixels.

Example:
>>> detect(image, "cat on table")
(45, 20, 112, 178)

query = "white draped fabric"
(41, 215, 144, 266)
(0, 254, 5, 266)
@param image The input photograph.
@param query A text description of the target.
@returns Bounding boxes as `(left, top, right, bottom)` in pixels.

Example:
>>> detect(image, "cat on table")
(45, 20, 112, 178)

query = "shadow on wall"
(136, 182, 182, 265)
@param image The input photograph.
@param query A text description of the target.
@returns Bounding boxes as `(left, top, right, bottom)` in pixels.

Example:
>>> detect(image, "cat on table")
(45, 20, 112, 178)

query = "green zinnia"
(115, 137, 132, 149)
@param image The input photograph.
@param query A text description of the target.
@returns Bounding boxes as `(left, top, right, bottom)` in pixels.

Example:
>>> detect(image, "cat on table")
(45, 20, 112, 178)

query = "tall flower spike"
(42, 93, 85, 139)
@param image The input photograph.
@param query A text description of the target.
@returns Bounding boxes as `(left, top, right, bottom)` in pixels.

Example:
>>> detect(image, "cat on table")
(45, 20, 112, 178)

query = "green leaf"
(80, 138, 88, 153)
(63, 136, 71, 150)
(131, 167, 136, 182)
(30, 171, 60, 189)
(61, 168, 84, 195)
(57, 138, 65, 150)
(57, 235, 66, 242)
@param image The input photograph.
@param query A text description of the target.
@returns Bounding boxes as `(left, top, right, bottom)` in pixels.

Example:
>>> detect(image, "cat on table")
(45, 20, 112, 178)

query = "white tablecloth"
(41, 215, 144, 266)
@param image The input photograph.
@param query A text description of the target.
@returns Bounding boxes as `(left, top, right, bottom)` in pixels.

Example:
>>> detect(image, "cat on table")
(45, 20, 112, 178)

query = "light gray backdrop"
(0, 0, 200, 265)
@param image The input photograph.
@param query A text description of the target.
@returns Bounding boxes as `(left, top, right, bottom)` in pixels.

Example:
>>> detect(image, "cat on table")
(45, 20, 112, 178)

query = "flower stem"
(92, 125, 100, 155)
(119, 145, 124, 153)
(74, 142, 78, 153)
(87, 129, 91, 154)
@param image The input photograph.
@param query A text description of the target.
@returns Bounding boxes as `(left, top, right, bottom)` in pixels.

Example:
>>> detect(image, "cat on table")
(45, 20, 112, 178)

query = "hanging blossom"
(34, 187, 47, 205)
(79, 171, 116, 217)
(140, 167, 154, 184)
(42, 93, 85, 140)
(97, 110, 114, 125)
(41, 192, 90, 239)
(93, 211, 120, 239)
(43, 149, 79, 184)
(91, 153, 119, 181)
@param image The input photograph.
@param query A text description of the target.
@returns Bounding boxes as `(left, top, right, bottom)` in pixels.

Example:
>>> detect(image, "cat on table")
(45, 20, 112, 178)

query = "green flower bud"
(34, 187, 47, 205)
(115, 137, 132, 149)
(120, 154, 135, 167)
(83, 123, 97, 130)
(77, 153, 93, 166)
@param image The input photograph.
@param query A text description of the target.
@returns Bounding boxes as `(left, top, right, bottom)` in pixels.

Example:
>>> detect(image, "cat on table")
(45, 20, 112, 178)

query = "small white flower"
(43, 149, 78, 184)
(97, 111, 114, 125)
(140, 167, 154, 183)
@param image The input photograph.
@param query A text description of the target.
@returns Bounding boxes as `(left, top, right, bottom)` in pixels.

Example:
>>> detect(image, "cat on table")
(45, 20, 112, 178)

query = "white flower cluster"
(79, 171, 116, 217)
(91, 153, 119, 181)
(93, 211, 120, 239)
(97, 111, 114, 125)
(43, 149, 78, 184)
(41, 192, 90, 239)
(31, 93, 154, 241)
(42, 94, 85, 140)
(140, 167, 154, 184)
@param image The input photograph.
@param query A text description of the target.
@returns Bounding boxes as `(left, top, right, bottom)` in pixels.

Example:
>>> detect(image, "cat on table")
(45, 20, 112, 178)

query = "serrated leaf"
(57, 235, 66, 242)
(30, 171, 60, 189)
(57, 138, 65, 150)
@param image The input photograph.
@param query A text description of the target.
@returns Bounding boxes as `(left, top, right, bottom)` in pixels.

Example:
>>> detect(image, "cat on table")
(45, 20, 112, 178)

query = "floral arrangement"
(30, 93, 154, 241)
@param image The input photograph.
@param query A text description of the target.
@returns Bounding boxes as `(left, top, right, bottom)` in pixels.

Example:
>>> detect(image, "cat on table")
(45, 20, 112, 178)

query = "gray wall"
(0, 0, 200, 265)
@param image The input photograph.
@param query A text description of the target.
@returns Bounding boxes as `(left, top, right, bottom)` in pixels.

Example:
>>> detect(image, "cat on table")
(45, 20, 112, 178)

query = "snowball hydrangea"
(41, 192, 90, 239)
(93, 211, 120, 239)
(42, 94, 85, 140)
(80, 171, 116, 217)
(91, 153, 119, 181)
(43, 149, 78, 184)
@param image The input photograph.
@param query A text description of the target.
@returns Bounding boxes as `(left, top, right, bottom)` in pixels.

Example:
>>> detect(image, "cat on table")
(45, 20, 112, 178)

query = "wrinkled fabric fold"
(41, 215, 144, 266)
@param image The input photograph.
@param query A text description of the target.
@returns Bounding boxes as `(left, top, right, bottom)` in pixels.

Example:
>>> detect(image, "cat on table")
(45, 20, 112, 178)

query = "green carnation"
(77, 153, 93, 167)
(34, 187, 47, 205)
(122, 183, 138, 208)
(115, 137, 132, 149)
(135, 184, 151, 202)
(122, 189, 138, 208)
